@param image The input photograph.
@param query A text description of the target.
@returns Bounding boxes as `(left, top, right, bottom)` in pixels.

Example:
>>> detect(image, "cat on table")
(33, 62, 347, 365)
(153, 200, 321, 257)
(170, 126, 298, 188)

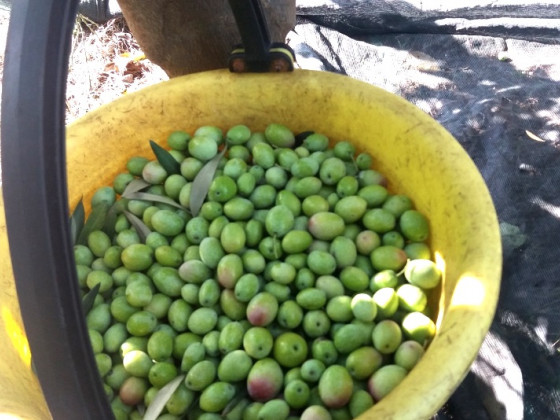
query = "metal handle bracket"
(227, 0, 295, 73)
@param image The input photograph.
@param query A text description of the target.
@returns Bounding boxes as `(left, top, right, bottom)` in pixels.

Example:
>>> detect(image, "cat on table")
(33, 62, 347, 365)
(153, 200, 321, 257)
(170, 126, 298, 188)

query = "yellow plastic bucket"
(0, 194, 52, 419)
(1, 69, 501, 419)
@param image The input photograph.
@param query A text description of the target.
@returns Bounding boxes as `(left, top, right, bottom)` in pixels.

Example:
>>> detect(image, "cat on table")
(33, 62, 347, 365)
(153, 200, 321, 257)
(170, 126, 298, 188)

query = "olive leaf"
(222, 388, 249, 417)
(76, 202, 110, 245)
(142, 374, 185, 420)
(102, 200, 126, 239)
(349, 155, 359, 174)
(102, 207, 117, 239)
(150, 140, 181, 175)
(294, 130, 314, 147)
(121, 178, 150, 197)
(70, 197, 85, 245)
(525, 130, 545, 143)
(500, 221, 528, 257)
(189, 146, 228, 217)
(124, 192, 188, 211)
(81, 283, 101, 315)
(123, 210, 151, 242)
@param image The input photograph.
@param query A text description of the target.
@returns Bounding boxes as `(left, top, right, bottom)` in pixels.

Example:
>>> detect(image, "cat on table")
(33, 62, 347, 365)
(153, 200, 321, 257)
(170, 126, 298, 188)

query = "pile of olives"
(76, 123, 440, 420)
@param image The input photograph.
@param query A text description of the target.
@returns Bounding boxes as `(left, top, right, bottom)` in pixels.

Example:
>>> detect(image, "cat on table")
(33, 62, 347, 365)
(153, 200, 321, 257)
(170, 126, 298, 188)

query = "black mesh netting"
(78, 1, 560, 419)
(288, 2, 560, 419)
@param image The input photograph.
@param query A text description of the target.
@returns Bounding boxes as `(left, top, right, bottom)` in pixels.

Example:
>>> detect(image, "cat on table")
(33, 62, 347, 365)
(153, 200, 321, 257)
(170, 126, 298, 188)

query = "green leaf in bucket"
(121, 178, 150, 197)
(190, 146, 228, 217)
(142, 374, 185, 420)
(294, 130, 314, 147)
(81, 282, 101, 315)
(103, 199, 128, 239)
(69, 197, 85, 245)
(123, 210, 151, 242)
(76, 202, 110, 245)
(222, 388, 249, 416)
(150, 140, 181, 175)
(124, 192, 188, 212)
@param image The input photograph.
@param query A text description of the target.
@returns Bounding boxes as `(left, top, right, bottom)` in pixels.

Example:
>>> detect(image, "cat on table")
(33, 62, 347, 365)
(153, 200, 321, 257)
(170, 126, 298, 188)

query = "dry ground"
(1, 11, 167, 179)
(65, 15, 168, 124)
(0, 9, 168, 125)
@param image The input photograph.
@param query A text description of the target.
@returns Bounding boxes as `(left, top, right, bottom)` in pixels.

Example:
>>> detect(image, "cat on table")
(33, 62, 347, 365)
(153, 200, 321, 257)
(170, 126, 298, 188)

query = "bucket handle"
(227, 0, 295, 73)
(1, 0, 113, 418)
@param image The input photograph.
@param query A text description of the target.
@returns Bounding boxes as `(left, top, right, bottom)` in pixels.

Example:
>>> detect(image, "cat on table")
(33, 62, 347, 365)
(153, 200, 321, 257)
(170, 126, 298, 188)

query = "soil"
(64, 15, 168, 124)
(0, 9, 167, 123)
(0, 10, 168, 181)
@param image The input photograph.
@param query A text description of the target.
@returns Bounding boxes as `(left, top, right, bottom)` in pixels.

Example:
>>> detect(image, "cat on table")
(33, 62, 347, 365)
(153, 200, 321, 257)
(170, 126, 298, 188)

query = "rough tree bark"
(116, 0, 296, 77)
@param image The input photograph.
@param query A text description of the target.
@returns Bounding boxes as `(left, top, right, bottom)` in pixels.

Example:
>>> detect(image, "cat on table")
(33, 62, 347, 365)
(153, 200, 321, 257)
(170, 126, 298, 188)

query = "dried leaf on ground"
(66, 15, 168, 124)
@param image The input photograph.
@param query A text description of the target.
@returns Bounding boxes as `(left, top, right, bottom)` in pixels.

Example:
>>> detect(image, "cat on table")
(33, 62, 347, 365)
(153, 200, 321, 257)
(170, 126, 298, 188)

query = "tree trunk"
(116, 0, 296, 77)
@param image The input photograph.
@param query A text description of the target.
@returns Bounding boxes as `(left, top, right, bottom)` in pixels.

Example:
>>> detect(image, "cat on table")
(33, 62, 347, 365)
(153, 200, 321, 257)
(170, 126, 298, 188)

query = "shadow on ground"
(292, 3, 560, 418)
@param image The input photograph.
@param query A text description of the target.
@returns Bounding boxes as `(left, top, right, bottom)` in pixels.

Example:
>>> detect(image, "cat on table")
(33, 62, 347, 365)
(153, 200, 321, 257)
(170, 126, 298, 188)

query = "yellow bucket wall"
(0, 191, 52, 419)
(0, 69, 501, 419)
